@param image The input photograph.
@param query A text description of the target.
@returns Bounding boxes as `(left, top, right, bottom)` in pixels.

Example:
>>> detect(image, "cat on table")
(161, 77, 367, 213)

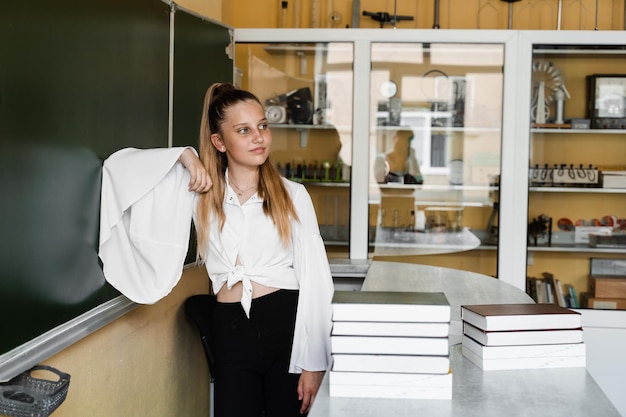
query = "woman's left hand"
(297, 370, 325, 414)
(179, 148, 212, 193)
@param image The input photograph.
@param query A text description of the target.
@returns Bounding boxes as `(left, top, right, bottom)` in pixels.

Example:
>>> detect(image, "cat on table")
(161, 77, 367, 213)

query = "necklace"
(228, 176, 257, 196)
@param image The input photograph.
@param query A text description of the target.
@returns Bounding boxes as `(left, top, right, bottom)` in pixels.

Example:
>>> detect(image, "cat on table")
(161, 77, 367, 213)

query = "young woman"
(100, 82, 333, 416)
(180, 82, 334, 416)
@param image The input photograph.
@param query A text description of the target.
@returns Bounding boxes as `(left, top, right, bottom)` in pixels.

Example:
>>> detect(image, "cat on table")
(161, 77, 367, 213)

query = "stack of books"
(526, 272, 579, 307)
(329, 290, 452, 399)
(460, 303, 586, 371)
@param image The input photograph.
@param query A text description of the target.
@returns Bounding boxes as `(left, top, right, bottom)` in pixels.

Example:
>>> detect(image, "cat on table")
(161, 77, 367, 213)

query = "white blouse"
(99, 147, 333, 374)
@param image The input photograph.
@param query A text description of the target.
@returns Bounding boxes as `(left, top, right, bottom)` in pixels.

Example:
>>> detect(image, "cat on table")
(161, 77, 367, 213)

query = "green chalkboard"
(0, 144, 118, 355)
(0, 0, 170, 357)
(0, 0, 171, 159)
(172, 8, 233, 149)
(0, 0, 232, 360)
(172, 8, 234, 265)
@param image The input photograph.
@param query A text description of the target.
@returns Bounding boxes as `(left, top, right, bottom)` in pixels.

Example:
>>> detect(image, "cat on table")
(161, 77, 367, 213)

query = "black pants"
(211, 289, 302, 417)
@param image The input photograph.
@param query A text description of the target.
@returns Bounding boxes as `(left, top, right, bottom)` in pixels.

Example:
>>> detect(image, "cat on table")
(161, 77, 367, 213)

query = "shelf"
(264, 43, 326, 54)
(533, 46, 626, 55)
(376, 112, 500, 134)
(472, 230, 498, 250)
(527, 37, 626, 316)
(377, 183, 498, 192)
(528, 245, 626, 254)
(378, 125, 500, 134)
(368, 184, 496, 207)
(270, 123, 347, 147)
(322, 240, 349, 247)
(368, 199, 494, 208)
(371, 227, 482, 256)
(270, 123, 339, 130)
(299, 181, 349, 188)
(414, 201, 494, 208)
(528, 230, 626, 254)
(531, 128, 626, 135)
(529, 187, 626, 194)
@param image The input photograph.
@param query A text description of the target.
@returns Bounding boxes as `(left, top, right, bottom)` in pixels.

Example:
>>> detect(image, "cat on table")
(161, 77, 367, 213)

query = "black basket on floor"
(0, 365, 70, 417)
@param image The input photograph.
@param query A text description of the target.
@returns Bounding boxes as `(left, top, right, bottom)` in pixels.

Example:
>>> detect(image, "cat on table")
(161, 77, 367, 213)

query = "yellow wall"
(175, 0, 221, 22)
(222, 0, 624, 30)
(23, 267, 212, 417)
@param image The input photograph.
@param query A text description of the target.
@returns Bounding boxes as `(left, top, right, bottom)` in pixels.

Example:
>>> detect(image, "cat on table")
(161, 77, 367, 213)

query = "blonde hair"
(195, 82, 298, 259)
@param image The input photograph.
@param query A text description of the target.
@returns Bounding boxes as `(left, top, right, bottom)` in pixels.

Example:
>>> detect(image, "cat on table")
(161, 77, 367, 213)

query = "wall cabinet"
(233, 29, 625, 299)
(518, 32, 626, 310)
(233, 29, 520, 281)
(232, 30, 626, 413)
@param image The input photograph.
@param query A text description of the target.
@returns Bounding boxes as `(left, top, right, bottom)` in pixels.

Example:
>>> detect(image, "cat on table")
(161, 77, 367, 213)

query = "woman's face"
(211, 99, 272, 171)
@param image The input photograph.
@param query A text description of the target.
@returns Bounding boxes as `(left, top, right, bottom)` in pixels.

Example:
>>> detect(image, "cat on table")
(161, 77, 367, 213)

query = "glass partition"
(235, 42, 354, 257)
(525, 42, 626, 308)
(368, 42, 505, 275)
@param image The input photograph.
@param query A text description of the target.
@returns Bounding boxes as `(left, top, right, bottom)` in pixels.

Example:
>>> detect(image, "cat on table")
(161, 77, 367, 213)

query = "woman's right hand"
(179, 148, 212, 193)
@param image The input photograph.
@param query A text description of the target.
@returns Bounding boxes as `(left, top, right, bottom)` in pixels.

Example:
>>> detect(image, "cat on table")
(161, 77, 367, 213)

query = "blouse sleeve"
(288, 183, 335, 374)
(99, 147, 195, 304)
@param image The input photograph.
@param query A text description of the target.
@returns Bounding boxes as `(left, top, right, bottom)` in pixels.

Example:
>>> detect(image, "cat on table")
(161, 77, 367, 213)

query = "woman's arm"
(178, 148, 212, 193)
(298, 370, 325, 414)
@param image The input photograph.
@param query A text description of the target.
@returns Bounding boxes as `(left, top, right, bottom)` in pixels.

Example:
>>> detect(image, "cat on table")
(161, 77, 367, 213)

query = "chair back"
(184, 294, 217, 381)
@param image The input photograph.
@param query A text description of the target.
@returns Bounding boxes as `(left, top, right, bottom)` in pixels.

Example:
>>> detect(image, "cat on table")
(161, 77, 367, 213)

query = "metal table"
(309, 261, 620, 417)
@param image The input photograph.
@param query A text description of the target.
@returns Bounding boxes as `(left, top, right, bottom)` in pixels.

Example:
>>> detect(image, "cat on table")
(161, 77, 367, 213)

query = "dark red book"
(461, 303, 581, 331)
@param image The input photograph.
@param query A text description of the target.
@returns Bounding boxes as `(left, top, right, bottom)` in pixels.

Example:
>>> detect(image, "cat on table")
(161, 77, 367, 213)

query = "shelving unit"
(233, 28, 626, 416)
(518, 32, 626, 311)
(270, 123, 343, 147)
(234, 28, 519, 283)
(532, 128, 626, 135)
(529, 188, 625, 194)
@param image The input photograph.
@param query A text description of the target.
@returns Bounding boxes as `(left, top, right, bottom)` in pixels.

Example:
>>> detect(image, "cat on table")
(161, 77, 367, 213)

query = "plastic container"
(0, 365, 70, 417)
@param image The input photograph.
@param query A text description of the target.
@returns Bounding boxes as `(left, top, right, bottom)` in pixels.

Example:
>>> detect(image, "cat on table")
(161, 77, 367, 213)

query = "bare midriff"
(216, 281, 279, 303)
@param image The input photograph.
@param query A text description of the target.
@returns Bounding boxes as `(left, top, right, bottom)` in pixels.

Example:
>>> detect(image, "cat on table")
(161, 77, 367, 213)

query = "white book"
(329, 370, 452, 399)
(602, 171, 626, 188)
(462, 335, 586, 359)
(332, 353, 450, 374)
(462, 346, 586, 371)
(331, 335, 449, 355)
(332, 291, 450, 323)
(332, 321, 450, 337)
(463, 322, 583, 346)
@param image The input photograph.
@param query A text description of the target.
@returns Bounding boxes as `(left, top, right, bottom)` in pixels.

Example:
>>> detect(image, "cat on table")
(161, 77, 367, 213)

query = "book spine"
(329, 382, 452, 400)
(462, 335, 586, 359)
(331, 335, 449, 355)
(462, 348, 586, 371)
(332, 354, 451, 374)
(565, 284, 579, 308)
(329, 371, 452, 399)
